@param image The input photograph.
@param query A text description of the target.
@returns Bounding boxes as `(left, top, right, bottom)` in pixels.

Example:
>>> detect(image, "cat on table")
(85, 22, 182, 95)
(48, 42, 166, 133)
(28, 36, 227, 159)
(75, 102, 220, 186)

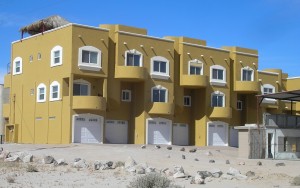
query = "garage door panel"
(105, 120, 128, 144)
(173, 124, 189, 146)
(208, 123, 228, 146)
(147, 118, 171, 145)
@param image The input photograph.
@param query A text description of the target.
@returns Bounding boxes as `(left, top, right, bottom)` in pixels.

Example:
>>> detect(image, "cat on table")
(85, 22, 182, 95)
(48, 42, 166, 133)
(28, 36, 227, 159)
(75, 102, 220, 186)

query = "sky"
(0, 0, 300, 83)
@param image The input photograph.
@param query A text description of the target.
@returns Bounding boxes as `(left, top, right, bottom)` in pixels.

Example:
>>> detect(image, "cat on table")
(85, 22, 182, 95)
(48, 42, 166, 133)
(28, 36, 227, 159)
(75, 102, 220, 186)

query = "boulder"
(167, 146, 172, 150)
(43, 156, 55, 164)
(209, 159, 215, 163)
(276, 162, 285, 167)
(235, 174, 248, 180)
(191, 174, 205, 184)
(125, 156, 137, 169)
(0, 150, 10, 159)
(222, 174, 233, 180)
(246, 171, 255, 177)
(227, 167, 240, 176)
(197, 171, 212, 179)
(180, 147, 185, 152)
(189, 148, 197, 153)
(145, 167, 155, 173)
(135, 165, 146, 174)
(4, 155, 20, 162)
(94, 160, 114, 170)
(226, 160, 230, 164)
(210, 168, 223, 178)
(164, 169, 173, 177)
(16, 152, 33, 163)
(73, 159, 89, 168)
(173, 172, 186, 178)
(194, 158, 199, 161)
(174, 166, 184, 173)
(155, 145, 161, 149)
(257, 161, 262, 166)
(141, 145, 146, 149)
(74, 158, 81, 162)
(54, 159, 68, 166)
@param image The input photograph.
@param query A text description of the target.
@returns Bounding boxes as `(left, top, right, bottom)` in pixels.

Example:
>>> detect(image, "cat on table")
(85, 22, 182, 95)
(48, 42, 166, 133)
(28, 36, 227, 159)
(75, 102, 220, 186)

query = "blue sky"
(1, 0, 300, 83)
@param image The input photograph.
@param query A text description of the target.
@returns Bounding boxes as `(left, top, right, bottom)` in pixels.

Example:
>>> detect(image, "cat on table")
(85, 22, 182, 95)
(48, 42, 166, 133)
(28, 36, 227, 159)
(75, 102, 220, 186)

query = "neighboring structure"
(3, 16, 300, 147)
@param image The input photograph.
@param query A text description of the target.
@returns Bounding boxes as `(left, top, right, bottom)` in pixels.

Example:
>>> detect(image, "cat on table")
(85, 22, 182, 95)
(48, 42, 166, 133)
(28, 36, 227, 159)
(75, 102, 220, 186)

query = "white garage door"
(105, 120, 128, 144)
(173, 123, 189, 146)
(73, 114, 103, 144)
(207, 122, 228, 146)
(147, 118, 172, 145)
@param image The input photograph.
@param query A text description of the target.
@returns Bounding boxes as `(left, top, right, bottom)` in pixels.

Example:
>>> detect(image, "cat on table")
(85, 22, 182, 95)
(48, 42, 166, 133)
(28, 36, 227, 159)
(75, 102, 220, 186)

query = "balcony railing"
(264, 113, 300, 128)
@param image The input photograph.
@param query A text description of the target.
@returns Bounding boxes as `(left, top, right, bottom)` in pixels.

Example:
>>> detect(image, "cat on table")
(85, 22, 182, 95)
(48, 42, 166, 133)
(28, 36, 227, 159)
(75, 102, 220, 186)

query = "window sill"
(50, 98, 61, 102)
(13, 72, 22, 76)
(150, 73, 170, 80)
(262, 98, 277, 104)
(210, 80, 226, 86)
(78, 64, 101, 71)
(51, 63, 62, 67)
(37, 101, 46, 103)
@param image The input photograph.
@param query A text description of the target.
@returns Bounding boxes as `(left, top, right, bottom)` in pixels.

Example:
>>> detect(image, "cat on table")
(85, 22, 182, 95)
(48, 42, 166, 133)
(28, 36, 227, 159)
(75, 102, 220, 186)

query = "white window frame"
(210, 65, 226, 86)
(211, 91, 225, 107)
(13, 57, 22, 75)
(241, 66, 254, 81)
(188, 59, 203, 75)
(261, 84, 276, 104)
(78, 46, 102, 71)
(73, 79, 91, 96)
(49, 81, 60, 101)
(121, 90, 131, 102)
(151, 85, 168, 103)
(50, 45, 63, 67)
(125, 49, 143, 67)
(183, 96, 191, 107)
(37, 83, 47, 103)
(150, 56, 170, 80)
(237, 100, 243, 110)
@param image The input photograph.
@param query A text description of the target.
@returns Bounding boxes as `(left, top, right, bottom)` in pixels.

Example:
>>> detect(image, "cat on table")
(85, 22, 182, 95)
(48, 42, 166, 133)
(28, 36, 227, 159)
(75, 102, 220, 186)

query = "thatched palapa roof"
(20, 15, 70, 35)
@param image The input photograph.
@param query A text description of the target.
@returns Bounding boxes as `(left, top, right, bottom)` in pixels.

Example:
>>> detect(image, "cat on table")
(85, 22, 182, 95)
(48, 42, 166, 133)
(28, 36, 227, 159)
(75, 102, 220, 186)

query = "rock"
(205, 151, 213, 156)
(43, 156, 55, 164)
(54, 159, 67, 166)
(94, 160, 114, 170)
(226, 160, 230, 164)
(167, 146, 172, 150)
(193, 174, 205, 184)
(239, 162, 245, 165)
(135, 165, 145, 174)
(145, 167, 155, 173)
(197, 171, 212, 179)
(246, 171, 255, 177)
(235, 174, 248, 180)
(0, 150, 10, 159)
(173, 172, 186, 178)
(125, 156, 137, 169)
(182, 155, 185, 159)
(194, 158, 199, 161)
(0, 147, 3, 152)
(189, 148, 197, 153)
(162, 168, 169, 173)
(174, 166, 184, 173)
(166, 154, 170, 158)
(94, 161, 101, 170)
(155, 145, 161, 149)
(127, 166, 136, 173)
(180, 147, 185, 152)
(74, 158, 81, 162)
(227, 167, 240, 176)
(4, 155, 20, 162)
(209, 159, 215, 163)
(22, 154, 33, 163)
(276, 162, 285, 167)
(164, 169, 173, 177)
(73, 159, 89, 168)
(222, 174, 233, 180)
(257, 161, 262, 166)
(210, 168, 223, 178)
(141, 145, 146, 149)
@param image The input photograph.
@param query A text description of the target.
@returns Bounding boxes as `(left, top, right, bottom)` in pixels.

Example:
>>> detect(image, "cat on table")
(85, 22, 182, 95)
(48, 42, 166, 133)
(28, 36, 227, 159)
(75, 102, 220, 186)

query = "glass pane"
(160, 89, 166, 102)
(217, 96, 223, 107)
(15, 61, 20, 67)
(218, 70, 223, 80)
(134, 54, 140, 66)
(212, 69, 218, 79)
(54, 57, 60, 64)
(126, 54, 133, 66)
(248, 70, 253, 80)
(80, 85, 88, 96)
(153, 89, 159, 102)
(160, 61, 166, 73)
(52, 86, 58, 93)
(39, 88, 44, 94)
(242, 70, 247, 81)
(196, 67, 201, 75)
(52, 92, 58, 99)
(90, 52, 98, 64)
(153, 61, 160, 72)
(190, 67, 195, 75)
(54, 51, 60, 58)
(82, 50, 89, 63)
(16, 67, 20, 73)
(73, 84, 81, 96)
(212, 95, 218, 106)
(40, 94, 44, 100)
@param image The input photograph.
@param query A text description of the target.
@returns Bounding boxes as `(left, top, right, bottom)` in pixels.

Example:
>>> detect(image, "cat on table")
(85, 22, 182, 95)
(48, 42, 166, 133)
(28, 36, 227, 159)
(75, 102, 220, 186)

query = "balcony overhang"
(115, 66, 146, 81)
(180, 75, 207, 88)
(148, 102, 174, 115)
(235, 81, 259, 93)
(209, 107, 232, 119)
(72, 96, 106, 110)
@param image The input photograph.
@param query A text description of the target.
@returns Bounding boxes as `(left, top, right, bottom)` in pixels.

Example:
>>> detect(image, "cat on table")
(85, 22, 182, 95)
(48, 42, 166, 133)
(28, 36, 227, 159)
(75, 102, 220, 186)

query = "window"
(150, 56, 170, 80)
(78, 46, 101, 71)
(211, 91, 225, 107)
(29, 55, 33, 62)
(237, 100, 243, 110)
(37, 83, 46, 102)
(51, 45, 63, 67)
(121, 90, 131, 102)
(151, 85, 168, 103)
(241, 67, 254, 81)
(50, 81, 60, 101)
(73, 79, 90, 96)
(13, 57, 22, 75)
(261, 84, 276, 104)
(210, 65, 226, 86)
(125, 49, 143, 67)
(263, 87, 274, 94)
(37, 53, 41, 60)
(189, 59, 203, 75)
(184, 96, 191, 107)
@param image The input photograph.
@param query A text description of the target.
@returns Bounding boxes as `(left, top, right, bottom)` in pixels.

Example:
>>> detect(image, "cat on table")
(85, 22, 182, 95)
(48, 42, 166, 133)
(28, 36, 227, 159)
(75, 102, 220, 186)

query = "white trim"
(50, 45, 63, 67)
(37, 83, 47, 103)
(124, 49, 143, 67)
(49, 81, 60, 101)
(150, 56, 170, 80)
(211, 91, 225, 107)
(257, 70, 279, 75)
(210, 65, 226, 86)
(117, 30, 174, 42)
(232, 51, 259, 57)
(73, 79, 91, 96)
(181, 42, 230, 53)
(12, 57, 22, 75)
(241, 66, 254, 81)
(188, 59, 203, 75)
(261, 84, 276, 104)
(206, 121, 228, 146)
(151, 85, 168, 103)
(78, 46, 102, 71)
(146, 117, 172, 145)
(183, 96, 191, 107)
(286, 77, 300, 80)
(121, 90, 131, 102)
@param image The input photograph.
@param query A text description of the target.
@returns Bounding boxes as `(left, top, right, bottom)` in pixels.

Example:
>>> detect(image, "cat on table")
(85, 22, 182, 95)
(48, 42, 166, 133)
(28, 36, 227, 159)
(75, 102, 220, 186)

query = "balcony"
(4, 74, 11, 88)
(235, 81, 259, 93)
(180, 75, 207, 88)
(72, 96, 106, 110)
(3, 104, 10, 118)
(115, 66, 146, 81)
(148, 102, 174, 115)
(261, 98, 278, 109)
(209, 107, 232, 119)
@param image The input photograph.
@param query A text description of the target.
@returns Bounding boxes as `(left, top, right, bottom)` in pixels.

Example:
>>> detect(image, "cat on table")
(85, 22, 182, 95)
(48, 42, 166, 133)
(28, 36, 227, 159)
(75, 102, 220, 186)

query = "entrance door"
(173, 123, 189, 145)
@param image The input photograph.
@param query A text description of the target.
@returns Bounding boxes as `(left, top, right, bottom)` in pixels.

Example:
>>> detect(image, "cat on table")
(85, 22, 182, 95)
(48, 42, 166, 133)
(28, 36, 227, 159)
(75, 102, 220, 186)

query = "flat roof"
(257, 90, 300, 102)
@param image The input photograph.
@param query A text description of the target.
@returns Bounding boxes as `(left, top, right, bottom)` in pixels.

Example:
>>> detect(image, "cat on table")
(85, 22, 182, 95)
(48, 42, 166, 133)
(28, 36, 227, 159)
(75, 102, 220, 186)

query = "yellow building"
(3, 16, 300, 146)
